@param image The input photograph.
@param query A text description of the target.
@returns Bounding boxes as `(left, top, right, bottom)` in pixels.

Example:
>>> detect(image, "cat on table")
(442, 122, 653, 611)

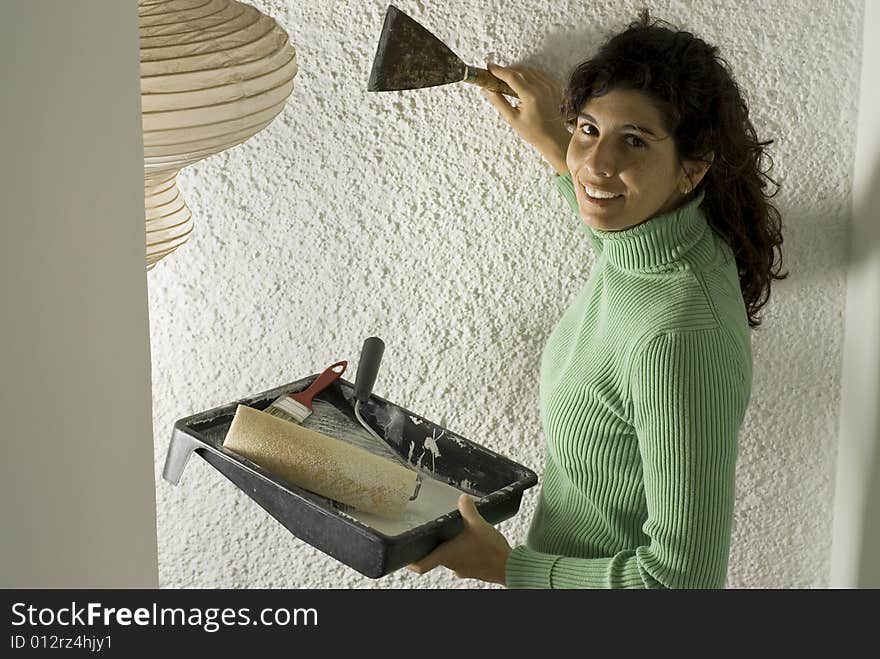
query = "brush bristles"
(265, 396, 311, 423)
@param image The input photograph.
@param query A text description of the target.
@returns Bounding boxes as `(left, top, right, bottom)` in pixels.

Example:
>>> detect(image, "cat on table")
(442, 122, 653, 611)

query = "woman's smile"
(581, 182, 625, 208)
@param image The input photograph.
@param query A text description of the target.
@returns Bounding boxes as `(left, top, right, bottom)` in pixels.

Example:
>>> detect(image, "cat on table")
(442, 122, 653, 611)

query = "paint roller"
(222, 338, 419, 517)
(223, 405, 418, 517)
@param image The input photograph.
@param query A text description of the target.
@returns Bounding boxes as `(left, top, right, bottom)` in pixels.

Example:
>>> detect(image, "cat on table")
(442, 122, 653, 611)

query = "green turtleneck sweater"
(505, 173, 753, 589)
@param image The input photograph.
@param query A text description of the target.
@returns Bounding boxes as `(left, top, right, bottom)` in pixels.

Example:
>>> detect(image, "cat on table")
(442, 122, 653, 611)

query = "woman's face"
(566, 88, 711, 232)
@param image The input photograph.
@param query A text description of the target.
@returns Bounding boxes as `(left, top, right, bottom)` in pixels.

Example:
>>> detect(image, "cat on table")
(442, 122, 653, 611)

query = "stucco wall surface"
(148, 0, 863, 588)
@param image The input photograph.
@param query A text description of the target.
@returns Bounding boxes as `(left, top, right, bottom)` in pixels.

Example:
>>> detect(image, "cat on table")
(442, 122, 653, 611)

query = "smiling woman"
(407, 9, 787, 589)
(565, 88, 714, 231)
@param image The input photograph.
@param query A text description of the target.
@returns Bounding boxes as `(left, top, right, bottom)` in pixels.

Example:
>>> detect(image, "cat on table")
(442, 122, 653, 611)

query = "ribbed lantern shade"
(139, 0, 298, 270)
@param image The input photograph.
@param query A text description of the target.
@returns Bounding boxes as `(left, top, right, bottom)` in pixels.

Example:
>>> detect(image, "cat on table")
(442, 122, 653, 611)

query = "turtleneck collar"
(591, 191, 709, 271)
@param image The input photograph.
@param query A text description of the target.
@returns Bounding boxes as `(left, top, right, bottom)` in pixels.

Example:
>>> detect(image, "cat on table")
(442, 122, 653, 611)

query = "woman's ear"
(682, 150, 715, 192)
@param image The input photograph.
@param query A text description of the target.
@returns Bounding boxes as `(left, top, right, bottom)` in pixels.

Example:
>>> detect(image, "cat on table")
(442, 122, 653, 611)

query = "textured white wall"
(149, 0, 863, 588)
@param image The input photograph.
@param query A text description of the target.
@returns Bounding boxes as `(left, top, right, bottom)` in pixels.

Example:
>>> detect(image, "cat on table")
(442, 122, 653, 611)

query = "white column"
(0, 1, 158, 586)
(830, 0, 880, 588)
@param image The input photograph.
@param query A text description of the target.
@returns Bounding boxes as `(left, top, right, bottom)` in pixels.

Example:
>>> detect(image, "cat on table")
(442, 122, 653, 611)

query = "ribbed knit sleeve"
(506, 328, 747, 589)
(553, 172, 604, 254)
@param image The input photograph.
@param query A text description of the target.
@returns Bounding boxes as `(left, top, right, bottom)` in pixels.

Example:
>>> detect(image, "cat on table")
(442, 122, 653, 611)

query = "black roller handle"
(354, 336, 385, 403)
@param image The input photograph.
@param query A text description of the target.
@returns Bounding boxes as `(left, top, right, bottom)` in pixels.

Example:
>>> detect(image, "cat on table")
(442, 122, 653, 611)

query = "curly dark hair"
(561, 9, 788, 329)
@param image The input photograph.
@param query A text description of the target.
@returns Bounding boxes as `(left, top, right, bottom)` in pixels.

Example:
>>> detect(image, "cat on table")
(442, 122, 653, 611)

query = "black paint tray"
(163, 375, 538, 579)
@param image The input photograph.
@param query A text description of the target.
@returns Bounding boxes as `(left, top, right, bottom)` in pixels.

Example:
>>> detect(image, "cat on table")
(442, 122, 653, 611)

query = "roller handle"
(464, 66, 519, 98)
(354, 337, 385, 403)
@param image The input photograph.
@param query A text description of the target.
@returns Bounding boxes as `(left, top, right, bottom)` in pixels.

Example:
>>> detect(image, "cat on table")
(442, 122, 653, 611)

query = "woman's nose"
(580, 139, 617, 178)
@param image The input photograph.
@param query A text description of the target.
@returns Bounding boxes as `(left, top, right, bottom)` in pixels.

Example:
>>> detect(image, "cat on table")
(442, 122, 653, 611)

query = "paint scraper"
(367, 4, 518, 98)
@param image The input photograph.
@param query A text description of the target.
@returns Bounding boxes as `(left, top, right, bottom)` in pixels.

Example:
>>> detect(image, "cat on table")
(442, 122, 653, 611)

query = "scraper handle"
(464, 66, 519, 98)
(354, 337, 385, 403)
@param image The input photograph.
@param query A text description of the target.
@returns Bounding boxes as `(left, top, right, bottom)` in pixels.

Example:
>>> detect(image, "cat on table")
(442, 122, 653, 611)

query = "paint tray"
(163, 375, 538, 579)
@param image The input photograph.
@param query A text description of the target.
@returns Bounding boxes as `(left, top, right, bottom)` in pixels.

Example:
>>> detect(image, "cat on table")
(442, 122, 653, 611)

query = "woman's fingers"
(479, 61, 571, 168)
(407, 544, 447, 575)
(480, 87, 518, 122)
(407, 499, 480, 575)
(488, 63, 564, 106)
(458, 494, 484, 526)
(486, 62, 533, 99)
(486, 61, 520, 81)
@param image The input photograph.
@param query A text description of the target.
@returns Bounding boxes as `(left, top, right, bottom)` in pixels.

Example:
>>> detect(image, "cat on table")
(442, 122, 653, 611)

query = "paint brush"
(265, 360, 347, 424)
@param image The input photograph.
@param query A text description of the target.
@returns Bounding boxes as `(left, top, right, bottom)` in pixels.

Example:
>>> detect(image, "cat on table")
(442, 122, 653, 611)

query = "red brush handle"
(291, 360, 347, 408)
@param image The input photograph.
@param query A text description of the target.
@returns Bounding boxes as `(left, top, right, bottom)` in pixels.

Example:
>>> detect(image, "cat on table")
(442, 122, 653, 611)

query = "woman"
(407, 10, 787, 588)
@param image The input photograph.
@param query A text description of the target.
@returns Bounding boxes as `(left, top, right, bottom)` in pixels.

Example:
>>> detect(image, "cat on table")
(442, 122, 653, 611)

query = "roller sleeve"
(223, 405, 416, 517)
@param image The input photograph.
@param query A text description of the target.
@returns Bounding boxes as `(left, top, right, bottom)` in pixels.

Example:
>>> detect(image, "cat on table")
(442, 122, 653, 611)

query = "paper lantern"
(139, 0, 298, 269)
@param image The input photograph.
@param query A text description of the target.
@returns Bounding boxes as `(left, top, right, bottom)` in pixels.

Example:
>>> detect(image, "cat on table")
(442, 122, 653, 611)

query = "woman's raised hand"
(480, 63, 572, 175)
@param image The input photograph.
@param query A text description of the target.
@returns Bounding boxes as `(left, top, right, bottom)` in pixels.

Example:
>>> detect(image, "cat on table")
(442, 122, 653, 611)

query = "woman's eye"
(626, 135, 647, 149)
